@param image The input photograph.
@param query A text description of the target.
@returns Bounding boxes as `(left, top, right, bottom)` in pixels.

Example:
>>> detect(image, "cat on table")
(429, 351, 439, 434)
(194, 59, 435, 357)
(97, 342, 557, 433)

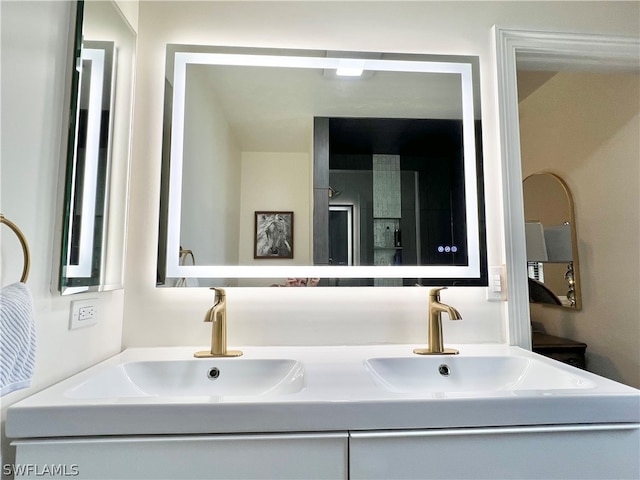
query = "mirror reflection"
(158, 45, 486, 287)
(315, 117, 468, 287)
(58, 0, 136, 294)
(523, 172, 581, 308)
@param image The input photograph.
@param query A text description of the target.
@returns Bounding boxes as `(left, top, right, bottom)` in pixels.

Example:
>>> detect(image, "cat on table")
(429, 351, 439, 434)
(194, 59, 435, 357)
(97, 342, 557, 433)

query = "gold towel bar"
(0, 213, 31, 283)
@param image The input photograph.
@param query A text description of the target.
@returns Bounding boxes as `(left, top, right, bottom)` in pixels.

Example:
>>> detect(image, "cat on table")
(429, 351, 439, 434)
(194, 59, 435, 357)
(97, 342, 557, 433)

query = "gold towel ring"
(0, 213, 31, 283)
(179, 246, 196, 266)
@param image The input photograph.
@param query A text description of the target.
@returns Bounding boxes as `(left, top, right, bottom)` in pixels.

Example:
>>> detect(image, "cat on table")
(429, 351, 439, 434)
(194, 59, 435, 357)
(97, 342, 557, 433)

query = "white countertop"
(6, 344, 639, 438)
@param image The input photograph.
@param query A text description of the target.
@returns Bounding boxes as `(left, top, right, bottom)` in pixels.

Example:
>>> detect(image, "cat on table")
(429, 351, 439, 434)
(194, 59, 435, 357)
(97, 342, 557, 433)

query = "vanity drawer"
(13, 433, 348, 480)
(539, 351, 586, 369)
(350, 425, 639, 480)
(532, 332, 587, 369)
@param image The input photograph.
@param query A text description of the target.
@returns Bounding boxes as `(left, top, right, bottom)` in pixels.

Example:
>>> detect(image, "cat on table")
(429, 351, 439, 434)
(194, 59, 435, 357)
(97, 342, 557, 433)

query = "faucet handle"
(211, 287, 225, 304)
(204, 288, 226, 323)
(429, 287, 447, 299)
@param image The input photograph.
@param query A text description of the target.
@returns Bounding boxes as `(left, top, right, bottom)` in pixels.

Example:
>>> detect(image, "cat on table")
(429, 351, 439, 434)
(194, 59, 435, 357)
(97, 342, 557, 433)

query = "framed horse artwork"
(254, 211, 294, 259)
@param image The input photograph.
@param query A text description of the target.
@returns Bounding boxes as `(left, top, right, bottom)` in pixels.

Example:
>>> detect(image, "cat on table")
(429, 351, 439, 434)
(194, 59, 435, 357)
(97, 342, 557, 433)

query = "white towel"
(0, 282, 36, 396)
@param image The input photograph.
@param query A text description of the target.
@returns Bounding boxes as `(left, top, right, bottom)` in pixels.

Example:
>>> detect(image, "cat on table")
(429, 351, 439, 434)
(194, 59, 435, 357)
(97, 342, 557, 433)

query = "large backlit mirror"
(523, 172, 581, 308)
(56, 0, 136, 294)
(158, 45, 487, 287)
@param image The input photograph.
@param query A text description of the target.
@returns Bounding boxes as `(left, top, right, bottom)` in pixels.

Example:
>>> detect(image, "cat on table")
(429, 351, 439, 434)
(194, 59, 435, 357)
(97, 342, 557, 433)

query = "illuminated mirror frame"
(163, 47, 486, 282)
(55, 0, 136, 294)
(64, 46, 109, 279)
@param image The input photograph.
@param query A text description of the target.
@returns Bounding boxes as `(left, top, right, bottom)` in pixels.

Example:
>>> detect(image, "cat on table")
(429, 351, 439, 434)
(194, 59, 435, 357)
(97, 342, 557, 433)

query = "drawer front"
(350, 425, 639, 480)
(534, 349, 586, 369)
(13, 433, 348, 480)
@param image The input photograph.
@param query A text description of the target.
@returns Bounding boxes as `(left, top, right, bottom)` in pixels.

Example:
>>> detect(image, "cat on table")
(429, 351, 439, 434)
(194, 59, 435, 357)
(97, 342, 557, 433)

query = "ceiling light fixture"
(336, 59, 365, 77)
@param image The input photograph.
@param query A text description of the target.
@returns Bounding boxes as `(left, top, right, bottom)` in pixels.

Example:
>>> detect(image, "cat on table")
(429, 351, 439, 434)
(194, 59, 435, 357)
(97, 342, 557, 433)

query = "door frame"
(329, 204, 355, 266)
(494, 27, 639, 348)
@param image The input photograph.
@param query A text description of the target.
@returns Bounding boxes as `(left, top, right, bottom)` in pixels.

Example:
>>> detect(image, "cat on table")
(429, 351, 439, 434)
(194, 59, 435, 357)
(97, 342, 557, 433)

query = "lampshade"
(525, 222, 548, 262)
(544, 223, 573, 263)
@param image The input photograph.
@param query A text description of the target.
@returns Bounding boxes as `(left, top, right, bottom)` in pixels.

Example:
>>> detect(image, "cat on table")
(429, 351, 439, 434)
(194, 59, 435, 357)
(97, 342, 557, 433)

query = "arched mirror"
(523, 172, 581, 309)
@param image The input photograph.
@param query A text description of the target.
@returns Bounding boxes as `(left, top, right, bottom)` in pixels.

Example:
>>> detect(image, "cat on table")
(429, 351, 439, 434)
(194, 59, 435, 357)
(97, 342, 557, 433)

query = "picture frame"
(254, 211, 294, 259)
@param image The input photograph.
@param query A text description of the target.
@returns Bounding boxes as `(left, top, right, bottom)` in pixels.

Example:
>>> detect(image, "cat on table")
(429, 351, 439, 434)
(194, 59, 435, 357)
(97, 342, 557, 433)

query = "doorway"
(496, 27, 639, 387)
(329, 205, 353, 266)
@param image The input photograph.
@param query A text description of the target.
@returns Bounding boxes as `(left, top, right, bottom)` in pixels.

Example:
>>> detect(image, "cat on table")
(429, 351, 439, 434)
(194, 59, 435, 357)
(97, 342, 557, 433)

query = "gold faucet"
(194, 288, 242, 358)
(414, 287, 462, 355)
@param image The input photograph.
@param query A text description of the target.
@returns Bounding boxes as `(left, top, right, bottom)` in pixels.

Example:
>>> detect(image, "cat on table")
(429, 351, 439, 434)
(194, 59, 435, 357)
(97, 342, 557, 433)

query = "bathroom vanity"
(7, 345, 640, 479)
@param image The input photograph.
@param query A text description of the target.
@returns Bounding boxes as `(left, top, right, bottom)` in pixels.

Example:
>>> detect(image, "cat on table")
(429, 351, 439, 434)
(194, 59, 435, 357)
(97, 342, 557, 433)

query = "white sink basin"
(365, 355, 597, 393)
(66, 359, 305, 399)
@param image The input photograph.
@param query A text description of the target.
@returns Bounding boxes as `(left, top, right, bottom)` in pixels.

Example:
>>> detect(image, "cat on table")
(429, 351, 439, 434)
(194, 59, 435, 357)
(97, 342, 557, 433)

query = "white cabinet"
(350, 425, 640, 480)
(13, 433, 348, 480)
(13, 425, 640, 479)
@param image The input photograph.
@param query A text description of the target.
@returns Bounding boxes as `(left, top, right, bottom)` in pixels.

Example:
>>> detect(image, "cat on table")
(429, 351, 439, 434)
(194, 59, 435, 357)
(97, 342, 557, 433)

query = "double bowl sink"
(7, 344, 639, 439)
(65, 350, 596, 400)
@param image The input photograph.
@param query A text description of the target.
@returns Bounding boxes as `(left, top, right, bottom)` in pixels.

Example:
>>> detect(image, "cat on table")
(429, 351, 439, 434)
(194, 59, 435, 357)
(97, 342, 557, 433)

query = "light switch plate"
(70, 298, 99, 329)
(486, 265, 506, 301)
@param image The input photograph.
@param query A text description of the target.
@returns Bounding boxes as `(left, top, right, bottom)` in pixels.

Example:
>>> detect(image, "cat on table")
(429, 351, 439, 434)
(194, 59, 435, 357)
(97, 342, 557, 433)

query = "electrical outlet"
(70, 299, 99, 329)
(486, 265, 506, 301)
(78, 305, 95, 321)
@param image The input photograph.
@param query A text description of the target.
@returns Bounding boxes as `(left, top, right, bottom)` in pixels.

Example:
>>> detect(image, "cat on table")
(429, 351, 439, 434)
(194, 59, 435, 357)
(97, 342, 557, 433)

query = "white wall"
(519, 71, 640, 387)
(182, 66, 241, 268)
(123, 1, 638, 349)
(114, 0, 138, 31)
(0, 0, 131, 466)
(238, 151, 312, 268)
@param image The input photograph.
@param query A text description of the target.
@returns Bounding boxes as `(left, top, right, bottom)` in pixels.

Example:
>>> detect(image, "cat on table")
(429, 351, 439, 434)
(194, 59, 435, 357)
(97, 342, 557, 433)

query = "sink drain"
(438, 364, 451, 376)
(207, 367, 221, 380)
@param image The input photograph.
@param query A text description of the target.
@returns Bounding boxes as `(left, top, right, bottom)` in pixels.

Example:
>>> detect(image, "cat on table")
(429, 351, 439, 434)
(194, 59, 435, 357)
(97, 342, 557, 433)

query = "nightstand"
(532, 332, 587, 369)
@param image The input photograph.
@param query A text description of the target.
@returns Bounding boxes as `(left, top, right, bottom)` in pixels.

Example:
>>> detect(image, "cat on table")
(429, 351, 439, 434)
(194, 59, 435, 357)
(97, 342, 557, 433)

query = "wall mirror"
(523, 172, 581, 308)
(56, 0, 136, 295)
(157, 45, 487, 287)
